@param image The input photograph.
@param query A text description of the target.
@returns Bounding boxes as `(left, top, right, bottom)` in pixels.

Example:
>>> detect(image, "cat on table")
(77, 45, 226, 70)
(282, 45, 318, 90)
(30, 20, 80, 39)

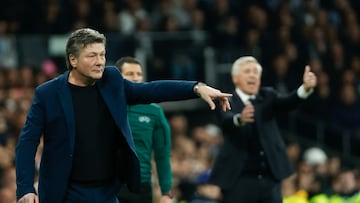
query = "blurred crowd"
(0, 0, 360, 202)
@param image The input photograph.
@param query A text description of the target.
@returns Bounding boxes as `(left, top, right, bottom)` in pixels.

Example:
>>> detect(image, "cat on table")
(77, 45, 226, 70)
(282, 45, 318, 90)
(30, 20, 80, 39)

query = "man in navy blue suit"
(15, 28, 231, 203)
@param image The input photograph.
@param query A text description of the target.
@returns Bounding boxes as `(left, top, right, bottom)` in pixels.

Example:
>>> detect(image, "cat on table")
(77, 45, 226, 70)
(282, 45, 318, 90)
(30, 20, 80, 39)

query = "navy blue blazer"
(16, 66, 197, 202)
(209, 87, 303, 190)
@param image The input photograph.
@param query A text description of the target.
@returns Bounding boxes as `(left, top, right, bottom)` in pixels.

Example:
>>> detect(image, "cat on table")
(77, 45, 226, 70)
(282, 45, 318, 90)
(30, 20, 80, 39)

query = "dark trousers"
(221, 175, 282, 203)
(63, 181, 121, 203)
(118, 183, 152, 203)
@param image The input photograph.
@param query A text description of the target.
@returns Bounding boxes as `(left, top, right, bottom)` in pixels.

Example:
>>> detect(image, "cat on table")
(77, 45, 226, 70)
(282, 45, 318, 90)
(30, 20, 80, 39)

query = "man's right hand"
(240, 101, 255, 123)
(18, 193, 39, 203)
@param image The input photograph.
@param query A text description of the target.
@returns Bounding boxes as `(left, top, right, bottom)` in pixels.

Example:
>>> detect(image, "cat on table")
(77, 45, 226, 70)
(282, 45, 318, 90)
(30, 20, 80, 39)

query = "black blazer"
(209, 87, 303, 190)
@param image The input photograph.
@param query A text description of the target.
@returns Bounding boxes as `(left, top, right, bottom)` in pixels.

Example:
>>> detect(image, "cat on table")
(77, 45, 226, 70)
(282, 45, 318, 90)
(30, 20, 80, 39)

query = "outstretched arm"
(125, 80, 232, 111)
(274, 65, 317, 111)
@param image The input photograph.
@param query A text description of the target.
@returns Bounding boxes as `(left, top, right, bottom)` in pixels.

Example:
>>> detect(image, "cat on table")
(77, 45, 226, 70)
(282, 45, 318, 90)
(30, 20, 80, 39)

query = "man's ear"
(232, 75, 238, 86)
(69, 54, 77, 68)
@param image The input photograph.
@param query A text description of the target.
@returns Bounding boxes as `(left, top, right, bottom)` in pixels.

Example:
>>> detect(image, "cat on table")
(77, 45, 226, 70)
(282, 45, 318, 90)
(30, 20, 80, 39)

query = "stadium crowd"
(0, 0, 359, 202)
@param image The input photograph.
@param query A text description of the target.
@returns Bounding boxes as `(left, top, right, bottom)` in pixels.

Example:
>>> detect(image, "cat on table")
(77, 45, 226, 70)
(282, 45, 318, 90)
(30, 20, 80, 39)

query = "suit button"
(259, 151, 264, 156)
(69, 154, 73, 157)
(257, 174, 263, 179)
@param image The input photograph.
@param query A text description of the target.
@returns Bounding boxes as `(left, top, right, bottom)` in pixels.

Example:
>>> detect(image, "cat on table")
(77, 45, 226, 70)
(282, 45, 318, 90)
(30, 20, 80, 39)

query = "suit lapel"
(96, 78, 122, 127)
(57, 71, 76, 152)
(231, 90, 245, 113)
(253, 93, 264, 135)
(96, 72, 138, 153)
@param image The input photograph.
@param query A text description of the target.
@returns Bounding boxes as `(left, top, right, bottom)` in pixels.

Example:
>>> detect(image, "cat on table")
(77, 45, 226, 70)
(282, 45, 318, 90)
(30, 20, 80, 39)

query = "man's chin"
(245, 89, 259, 95)
(92, 73, 103, 79)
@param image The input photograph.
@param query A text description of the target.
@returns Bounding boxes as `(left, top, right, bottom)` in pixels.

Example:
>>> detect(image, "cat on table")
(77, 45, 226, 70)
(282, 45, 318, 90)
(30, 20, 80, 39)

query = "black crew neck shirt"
(68, 83, 120, 185)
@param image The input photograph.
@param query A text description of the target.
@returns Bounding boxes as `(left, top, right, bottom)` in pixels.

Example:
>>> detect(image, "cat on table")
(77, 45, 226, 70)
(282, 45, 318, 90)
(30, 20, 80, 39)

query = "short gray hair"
(231, 56, 262, 76)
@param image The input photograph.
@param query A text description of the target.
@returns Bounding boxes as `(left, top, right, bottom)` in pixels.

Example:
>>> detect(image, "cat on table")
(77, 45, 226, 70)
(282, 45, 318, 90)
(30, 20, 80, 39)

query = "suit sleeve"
(15, 89, 44, 200)
(153, 107, 172, 194)
(124, 79, 198, 105)
(221, 109, 241, 131)
(271, 88, 303, 113)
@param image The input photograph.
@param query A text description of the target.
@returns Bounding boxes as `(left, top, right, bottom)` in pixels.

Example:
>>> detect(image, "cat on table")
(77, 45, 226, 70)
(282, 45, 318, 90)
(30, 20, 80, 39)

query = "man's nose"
(96, 55, 105, 65)
(133, 76, 142, 82)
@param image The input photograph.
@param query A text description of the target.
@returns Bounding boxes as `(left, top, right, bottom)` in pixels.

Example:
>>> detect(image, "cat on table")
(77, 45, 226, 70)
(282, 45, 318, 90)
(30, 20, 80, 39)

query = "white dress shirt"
(233, 85, 313, 126)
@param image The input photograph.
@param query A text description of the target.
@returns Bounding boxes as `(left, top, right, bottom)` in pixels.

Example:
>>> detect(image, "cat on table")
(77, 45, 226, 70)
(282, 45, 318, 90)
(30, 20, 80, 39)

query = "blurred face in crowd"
(120, 62, 143, 83)
(69, 43, 106, 86)
(232, 61, 261, 95)
(338, 171, 357, 194)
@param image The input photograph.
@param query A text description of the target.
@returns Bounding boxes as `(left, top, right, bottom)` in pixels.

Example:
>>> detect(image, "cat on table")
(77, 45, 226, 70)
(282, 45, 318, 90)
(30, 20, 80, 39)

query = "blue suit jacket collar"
(57, 71, 75, 151)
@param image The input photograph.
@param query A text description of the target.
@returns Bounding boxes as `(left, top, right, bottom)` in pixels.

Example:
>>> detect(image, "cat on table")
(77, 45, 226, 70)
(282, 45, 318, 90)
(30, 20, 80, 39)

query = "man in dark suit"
(15, 28, 231, 203)
(209, 56, 317, 203)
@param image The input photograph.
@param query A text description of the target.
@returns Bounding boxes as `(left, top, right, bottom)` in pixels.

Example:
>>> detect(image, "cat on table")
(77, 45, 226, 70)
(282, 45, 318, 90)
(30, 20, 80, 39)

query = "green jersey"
(127, 104, 172, 194)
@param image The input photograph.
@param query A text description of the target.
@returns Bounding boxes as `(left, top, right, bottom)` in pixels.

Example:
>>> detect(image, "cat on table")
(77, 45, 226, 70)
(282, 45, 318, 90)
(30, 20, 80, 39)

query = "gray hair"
(65, 28, 106, 70)
(231, 56, 262, 76)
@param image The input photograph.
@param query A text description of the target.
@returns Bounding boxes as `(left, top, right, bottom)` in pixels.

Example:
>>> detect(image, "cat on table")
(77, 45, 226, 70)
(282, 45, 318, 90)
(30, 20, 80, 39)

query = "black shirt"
(69, 83, 120, 185)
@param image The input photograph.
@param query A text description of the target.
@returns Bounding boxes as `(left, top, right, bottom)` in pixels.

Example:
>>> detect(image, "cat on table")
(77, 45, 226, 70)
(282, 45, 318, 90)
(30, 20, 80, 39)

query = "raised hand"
(240, 100, 255, 123)
(303, 65, 317, 92)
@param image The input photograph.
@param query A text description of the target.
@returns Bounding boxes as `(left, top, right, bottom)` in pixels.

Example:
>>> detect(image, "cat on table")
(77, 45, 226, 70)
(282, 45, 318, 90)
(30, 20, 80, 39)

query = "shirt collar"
(235, 88, 256, 103)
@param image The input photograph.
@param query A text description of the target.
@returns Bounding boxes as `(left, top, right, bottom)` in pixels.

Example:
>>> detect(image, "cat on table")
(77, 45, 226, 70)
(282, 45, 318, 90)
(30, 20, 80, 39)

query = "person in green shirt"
(115, 57, 173, 203)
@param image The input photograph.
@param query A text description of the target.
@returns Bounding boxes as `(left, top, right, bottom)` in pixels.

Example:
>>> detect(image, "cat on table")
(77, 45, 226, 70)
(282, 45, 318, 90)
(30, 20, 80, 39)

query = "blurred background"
(0, 0, 359, 202)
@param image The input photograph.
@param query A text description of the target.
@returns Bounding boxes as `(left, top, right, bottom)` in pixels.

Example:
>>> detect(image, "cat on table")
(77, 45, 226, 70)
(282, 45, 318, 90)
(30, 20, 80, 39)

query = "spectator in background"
(171, 53, 197, 80)
(0, 165, 17, 203)
(189, 8, 207, 44)
(212, 15, 242, 63)
(285, 138, 302, 166)
(240, 28, 263, 61)
(32, 0, 67, 34)
(297, 160, 318, 198)
(115, 56, 173, 203)
(349, 56, 360, 95)
(332, 83, 360, 135)
(282, 174, 309, 203)
(190, 169, 221, 203)
(310, 169, 360, 203)
(169, 113, 189, 137)
(303, 147, 329, 195)
(0, 112, 10, 147)
(188, 124, 223, 203)
(67, 0, 101, 31)
(101, 0, 119, 33)
(117, 0, 148, 35)
(267, 54, 294, 94)
(327, 155, 342, 179)
(203, 0, 235, 34)
(209, 56, 317, 203)
(0, 34, 18, 69)
(343, 10, 360, 59)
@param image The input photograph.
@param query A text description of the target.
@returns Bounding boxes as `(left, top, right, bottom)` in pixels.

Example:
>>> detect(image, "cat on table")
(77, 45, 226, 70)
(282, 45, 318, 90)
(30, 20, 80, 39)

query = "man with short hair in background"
(115, 57, 173, 203)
